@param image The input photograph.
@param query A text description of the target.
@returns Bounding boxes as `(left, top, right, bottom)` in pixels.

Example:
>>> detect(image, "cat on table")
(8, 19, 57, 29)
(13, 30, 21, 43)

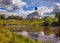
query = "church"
(26, 7, 41, 19)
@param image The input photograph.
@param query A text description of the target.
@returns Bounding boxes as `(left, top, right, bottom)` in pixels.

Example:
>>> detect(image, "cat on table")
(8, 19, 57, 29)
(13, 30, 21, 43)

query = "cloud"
(0, 0, 12, 5)
(37, 3, 60, 18)
(0, 0, 36, 18)
(0, 0, 60, 19)
(38, 6, 53, 13)
(36, 6, 54, 18)
(12, 0, 26, 9)
(0, 0, 28, 18)
(20, 6, 54, 18)
(15, 9, 34, 18)
(56, 3, 60, 5)
(53, 3, 60, 12)
(0, 0, 26, 12)
(55, 3, 60, 9)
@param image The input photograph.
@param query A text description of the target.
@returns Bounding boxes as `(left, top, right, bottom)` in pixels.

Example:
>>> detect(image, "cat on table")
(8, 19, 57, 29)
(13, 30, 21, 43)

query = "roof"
(28, 11, 39, 16)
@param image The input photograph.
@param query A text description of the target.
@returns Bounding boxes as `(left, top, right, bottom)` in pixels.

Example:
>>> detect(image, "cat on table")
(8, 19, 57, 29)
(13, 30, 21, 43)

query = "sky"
(0, 0, 60, 18)
(23, 0, 60, 11)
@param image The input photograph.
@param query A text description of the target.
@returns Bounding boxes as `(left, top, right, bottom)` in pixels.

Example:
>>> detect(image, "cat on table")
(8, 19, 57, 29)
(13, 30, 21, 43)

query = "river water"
(16, 31, 60, 43)
(10, 26, 60, 43)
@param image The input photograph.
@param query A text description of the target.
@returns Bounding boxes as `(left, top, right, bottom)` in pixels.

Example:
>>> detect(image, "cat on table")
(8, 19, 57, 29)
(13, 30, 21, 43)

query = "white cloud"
(36, 6, 54, 18)
(55, 3, 60, 6)
(18, 6, 54, 18)
(19, 6, 54, 18)
(16, 9, 34, 18)
(53, 3, 60, 12)
(55, 3, 60, 9)
(38, 6, 53, 13)
(0, 0, 28, 18)
(12, 0, 26, 9)
(0, 0, 27, 11)
(0, 0, 60, 19)
(36, 3, 60, 18)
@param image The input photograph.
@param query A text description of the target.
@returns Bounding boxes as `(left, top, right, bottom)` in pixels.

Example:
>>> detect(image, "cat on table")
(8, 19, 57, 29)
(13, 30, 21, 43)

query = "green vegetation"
(0, 14, 5, 20)
(0, 12, 60, 33)
(44, 16, 53, 26)
(52, 12, 60, 26)
(0, 12, 60, 26)
(7, 15, 23, 20)
(0, 29, 44, 43)
(0, 29, 55, 43)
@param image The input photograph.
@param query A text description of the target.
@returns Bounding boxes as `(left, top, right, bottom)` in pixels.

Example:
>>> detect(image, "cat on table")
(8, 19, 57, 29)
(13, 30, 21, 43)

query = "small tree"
(44, 16, 53, 26)
(55, 12, 60, 22)
(0, 14, 5, 20)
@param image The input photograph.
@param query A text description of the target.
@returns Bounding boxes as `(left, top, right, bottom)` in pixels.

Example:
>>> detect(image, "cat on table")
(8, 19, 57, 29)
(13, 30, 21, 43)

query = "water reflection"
(16, 31, 59, 43)
(10, 26, 60, 43)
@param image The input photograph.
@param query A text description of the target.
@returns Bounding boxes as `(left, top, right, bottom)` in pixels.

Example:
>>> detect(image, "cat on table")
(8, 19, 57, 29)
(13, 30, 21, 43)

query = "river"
(10, 26, 60, 43)
(15, 31, 60, 43)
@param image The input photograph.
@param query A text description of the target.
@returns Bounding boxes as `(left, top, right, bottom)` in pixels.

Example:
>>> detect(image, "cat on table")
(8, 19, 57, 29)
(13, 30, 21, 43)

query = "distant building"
(26, 7, 41, 19)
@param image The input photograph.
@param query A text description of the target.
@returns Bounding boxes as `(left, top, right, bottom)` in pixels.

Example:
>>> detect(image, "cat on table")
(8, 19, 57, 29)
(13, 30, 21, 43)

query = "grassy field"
(0, 19, 44, 26)
(0, 20, 44, 31)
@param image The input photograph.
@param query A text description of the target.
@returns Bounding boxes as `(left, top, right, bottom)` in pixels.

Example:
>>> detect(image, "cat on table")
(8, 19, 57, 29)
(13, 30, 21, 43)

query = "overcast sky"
(0, 0, 60, 18)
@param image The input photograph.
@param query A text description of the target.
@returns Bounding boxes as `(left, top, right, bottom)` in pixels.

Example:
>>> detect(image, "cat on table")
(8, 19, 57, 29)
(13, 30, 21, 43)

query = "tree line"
(0, 15, 23, 20)
(0, 12, 60, 26)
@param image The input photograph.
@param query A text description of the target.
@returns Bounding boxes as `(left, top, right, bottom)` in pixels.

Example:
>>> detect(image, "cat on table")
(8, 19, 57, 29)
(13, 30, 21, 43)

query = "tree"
(0, 14, 5, 20)
(8, 15, 15, 19)
(53, 12, 60, 26)
(44, 16, 53, 26)
(8, 15, 23, 20)
(14, 16, 23, 20)
(55, 12, 60, 22)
